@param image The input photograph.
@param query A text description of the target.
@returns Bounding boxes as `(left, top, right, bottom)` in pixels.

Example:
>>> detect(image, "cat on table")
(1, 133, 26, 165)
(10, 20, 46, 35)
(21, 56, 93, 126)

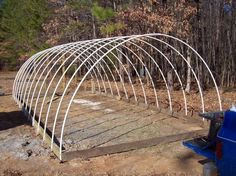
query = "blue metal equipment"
(183, 108, 236, 176)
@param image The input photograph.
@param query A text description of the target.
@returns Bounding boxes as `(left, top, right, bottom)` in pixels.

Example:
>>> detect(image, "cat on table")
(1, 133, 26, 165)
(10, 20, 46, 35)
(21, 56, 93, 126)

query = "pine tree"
(0, 0, 49, 69)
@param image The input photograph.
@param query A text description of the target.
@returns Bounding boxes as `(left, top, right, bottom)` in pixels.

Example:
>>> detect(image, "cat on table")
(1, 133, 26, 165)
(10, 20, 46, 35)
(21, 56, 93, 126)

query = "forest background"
(0, 0, 235, 89)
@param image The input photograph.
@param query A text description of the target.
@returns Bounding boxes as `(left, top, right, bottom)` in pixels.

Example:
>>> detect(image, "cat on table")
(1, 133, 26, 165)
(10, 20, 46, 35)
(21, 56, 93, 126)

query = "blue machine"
(183, 109, 236, 175)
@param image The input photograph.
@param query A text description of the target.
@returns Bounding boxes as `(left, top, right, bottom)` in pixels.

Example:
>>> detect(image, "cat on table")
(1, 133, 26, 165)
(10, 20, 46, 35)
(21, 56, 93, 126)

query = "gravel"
(0, 135, 50, 160)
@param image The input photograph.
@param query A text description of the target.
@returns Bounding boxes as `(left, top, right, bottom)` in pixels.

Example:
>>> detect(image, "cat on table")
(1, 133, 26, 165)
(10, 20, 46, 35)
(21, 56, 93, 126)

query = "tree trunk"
(185, 47, 191, 93)
(167, 70, 173, 91)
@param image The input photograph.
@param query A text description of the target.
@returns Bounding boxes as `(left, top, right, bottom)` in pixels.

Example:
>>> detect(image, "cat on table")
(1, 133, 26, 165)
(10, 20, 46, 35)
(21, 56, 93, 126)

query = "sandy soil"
(0, 71, 210, 176)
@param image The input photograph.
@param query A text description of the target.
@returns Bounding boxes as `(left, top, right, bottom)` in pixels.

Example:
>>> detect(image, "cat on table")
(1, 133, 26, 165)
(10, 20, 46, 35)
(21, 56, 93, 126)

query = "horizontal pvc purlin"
(13, 33, 222, 160)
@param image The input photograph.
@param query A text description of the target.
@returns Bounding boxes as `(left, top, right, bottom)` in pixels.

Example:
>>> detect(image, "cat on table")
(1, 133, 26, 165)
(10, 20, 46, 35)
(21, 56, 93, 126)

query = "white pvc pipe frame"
(12, 33, 222, 160)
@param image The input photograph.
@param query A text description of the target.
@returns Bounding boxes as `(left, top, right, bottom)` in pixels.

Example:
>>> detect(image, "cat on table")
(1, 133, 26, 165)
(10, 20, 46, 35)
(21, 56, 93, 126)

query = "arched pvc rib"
(112, 44, 148, 105)
(51, 38, 152, 116)
(18, 47, 61, 109)
(102, 37, 186, 111)
(24, 45, 74, 116)
(18, 48, 58, 104)
(18, 43, 75, 106)
(50, 37, 155, 148)
(58, 35, 147, 159)
(80, 50, 112, 95)
(134, 38, 187, 114)
(40, 42, 135, 142)
(100, 42, 147, 103)
(14, 50, 46, 100)
(48, 39, 144, 146)
(123, 39, 171, 110)
(117, 41, 161, 109)
(98, 43, 135, 101)
(85, 41, 143, 101)
(24, 44, 76, 106)
(13, 51, 42, 101)
(78, 40, 141, 102)
(58, 33, 222, 160)
(144, 36, 203, 113)
(145, 33, 221, 111)
(35, 41, 97, 132)
(101, 43, 154, 106)
(14, 53, 40, 104)
(26, 41, 101, 118)
(17, 37, 120, 110)
(16, 50, 50, 108)
(28, 41, 101, 128)
(80, 50, 116, 97)
(59, 44, 114, 97)
(40, 40, 117, 139)
(13, 56, 33, 103)
(13, 59, 30, 100)
(15, 36, 157, 116)
(42, 39, 114, 141)
(35, 40, 105, 133)
(20, 46, 69, 126)
(68, 45, 123, 98)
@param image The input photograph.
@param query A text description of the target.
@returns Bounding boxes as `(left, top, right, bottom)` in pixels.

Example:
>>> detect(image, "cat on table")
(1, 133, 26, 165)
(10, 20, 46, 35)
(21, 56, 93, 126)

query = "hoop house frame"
(13, 34, 222, 161)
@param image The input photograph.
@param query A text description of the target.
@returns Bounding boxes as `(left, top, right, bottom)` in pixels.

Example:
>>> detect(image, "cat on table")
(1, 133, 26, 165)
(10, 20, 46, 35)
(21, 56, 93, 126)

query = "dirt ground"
(0, 71, 212, 176)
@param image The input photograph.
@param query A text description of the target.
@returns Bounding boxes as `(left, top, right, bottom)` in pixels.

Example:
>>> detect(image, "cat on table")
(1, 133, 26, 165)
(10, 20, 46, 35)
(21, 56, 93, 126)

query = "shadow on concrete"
(0, 111, 29, 131)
